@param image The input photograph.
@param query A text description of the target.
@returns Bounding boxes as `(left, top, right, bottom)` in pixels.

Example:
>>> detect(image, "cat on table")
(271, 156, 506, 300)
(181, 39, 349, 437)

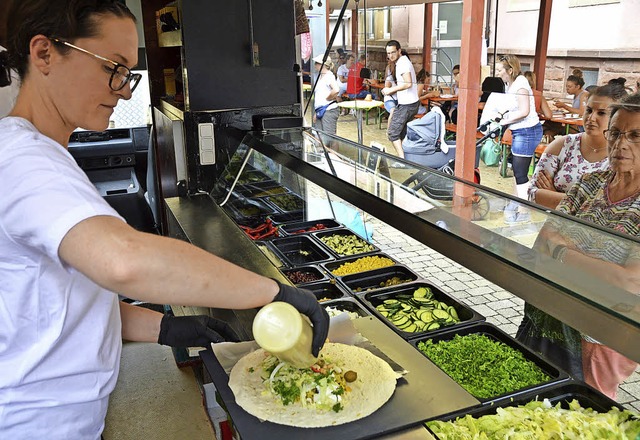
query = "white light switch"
(198, 123, 215, 165)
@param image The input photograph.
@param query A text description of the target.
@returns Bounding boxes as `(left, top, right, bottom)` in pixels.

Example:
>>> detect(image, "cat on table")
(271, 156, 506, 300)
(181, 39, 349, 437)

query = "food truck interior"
(27, 0, 638, 438)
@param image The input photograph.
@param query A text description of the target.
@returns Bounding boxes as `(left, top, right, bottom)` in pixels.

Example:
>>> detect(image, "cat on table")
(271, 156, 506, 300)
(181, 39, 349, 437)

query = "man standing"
(381, 40, 419, 158)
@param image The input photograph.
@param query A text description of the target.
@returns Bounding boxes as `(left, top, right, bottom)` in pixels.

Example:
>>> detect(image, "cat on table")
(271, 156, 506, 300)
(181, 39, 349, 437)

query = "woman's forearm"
(533, 188, 565, 210)
(120, 301, 163, 342)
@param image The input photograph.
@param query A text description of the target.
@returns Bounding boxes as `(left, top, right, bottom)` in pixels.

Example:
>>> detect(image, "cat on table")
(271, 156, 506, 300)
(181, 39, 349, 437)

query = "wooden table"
(545, 114, 584, 134)
(337, 99, 384, 144)
(420, 94, 458, 111)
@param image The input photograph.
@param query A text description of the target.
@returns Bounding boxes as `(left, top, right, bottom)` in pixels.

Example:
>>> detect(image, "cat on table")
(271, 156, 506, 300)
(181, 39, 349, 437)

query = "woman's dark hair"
(7, 0, 136, 79)
(567, 69, 585, 88)
(609, 92, 640, 121)
(607, 77, 627, 87)
(416, 69, 430, 83)
(589, 83, 628, 102)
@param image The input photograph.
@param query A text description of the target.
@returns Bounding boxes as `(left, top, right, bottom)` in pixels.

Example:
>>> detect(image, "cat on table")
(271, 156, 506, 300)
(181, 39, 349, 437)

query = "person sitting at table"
(346, 53, 368, 100)
(554, 69, 588, 117)
(528, 84, 627, 209)
(517, 93, 640, 399)
(416, 69, 440, 115)
(312, 54, 340, 135)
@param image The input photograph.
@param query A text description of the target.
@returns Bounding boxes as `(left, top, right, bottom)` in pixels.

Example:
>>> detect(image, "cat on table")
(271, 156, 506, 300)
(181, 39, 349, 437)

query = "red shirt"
(346, 62, 364, 95)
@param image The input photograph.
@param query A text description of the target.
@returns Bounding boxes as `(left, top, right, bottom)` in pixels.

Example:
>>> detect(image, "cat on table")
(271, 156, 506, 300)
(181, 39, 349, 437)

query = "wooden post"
(422, 3, 433, 70)
(452, 0, 484, 218)
(326, 0, 331, 45)
(533, 0, 553, 91)
(455, 0, 483, 183)
(351, 8, 359, 54)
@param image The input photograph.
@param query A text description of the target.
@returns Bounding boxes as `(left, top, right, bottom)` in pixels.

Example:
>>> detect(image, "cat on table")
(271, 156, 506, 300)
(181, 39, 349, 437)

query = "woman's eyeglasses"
(603, 129, 640, 144)
(50, 38, 141, 92)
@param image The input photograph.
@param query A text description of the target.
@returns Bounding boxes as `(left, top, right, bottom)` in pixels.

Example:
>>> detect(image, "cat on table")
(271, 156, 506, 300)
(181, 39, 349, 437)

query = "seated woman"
(528, 84, 628, 209)
(416, 69, 440, 115)
(554, 69, 588, 117)
(517, 92, 640, 399)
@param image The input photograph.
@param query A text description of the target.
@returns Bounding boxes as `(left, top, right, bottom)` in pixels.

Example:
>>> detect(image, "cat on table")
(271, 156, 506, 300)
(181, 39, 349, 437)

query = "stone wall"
(490, 54, 640, 100)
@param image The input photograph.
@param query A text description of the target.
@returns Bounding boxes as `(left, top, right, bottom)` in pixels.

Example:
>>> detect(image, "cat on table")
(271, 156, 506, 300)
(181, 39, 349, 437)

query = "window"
(358, 7, 391, 42)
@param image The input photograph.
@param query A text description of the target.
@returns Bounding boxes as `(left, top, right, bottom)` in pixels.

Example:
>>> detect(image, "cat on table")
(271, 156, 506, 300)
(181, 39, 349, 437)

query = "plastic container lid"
(252, 302, 318, 368)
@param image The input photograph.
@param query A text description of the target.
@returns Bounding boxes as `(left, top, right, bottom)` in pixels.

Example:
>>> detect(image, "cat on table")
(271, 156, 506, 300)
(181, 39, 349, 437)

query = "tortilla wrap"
(228, 342, 397, 428)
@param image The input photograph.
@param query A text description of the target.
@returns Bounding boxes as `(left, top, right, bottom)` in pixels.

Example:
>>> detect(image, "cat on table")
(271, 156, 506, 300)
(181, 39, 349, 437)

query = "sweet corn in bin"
(331, 256, 394, 276)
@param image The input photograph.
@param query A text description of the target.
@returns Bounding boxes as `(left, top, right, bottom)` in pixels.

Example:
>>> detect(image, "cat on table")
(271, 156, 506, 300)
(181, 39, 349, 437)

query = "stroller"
(399, 106, 491, 220)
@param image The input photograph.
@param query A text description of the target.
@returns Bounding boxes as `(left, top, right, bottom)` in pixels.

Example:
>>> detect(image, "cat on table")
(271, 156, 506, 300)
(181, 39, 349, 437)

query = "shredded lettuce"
(260, 354, 348, 412)
(426, 399, 640, 439)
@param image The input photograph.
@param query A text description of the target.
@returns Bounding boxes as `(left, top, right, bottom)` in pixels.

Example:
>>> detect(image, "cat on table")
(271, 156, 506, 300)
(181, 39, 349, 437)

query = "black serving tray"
(268, 212, 305, 225)
(269, 235, 334, 267)
(234, 182, 288, 198)
(280, 265, 331, 286)
(340, 265, 420, 294)
(322, 297, 371, 318)
(254, 241, 287, 268)
(225, 197, 278, 225)
(410, 322, 568, 405)
(279, 218, 343, 236)
(358, 282, 484, 339)
(224, 169, 273, 186)
(312, 228, 379, 258)
(322, 253, 396, 278)
(265, 193, 305, 214)
(425, 382, 636, 439)
(302, 280, 349, 302)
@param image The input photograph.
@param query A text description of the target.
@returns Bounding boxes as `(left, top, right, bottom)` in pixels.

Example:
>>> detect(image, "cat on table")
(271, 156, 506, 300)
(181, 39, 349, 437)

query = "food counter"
(164, 127, 640, 439)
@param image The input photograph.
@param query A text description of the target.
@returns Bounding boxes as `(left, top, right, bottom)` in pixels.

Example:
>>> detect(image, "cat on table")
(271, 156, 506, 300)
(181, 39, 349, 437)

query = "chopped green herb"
(417, 334, 550, 399)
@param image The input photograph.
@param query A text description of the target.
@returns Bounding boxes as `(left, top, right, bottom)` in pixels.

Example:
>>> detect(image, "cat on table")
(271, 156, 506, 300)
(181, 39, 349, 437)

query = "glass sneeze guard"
(212, 127, 640, 363)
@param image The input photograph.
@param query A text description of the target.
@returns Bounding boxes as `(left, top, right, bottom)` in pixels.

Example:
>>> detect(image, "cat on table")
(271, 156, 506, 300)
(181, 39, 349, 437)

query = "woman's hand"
(537, 170, 557, 191)
(554, 100, 567, 110)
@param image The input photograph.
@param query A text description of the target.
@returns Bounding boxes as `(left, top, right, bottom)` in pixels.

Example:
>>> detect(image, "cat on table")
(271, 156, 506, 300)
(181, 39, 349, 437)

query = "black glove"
(272, 280, 330, 357)
(158, 314, 240, 348)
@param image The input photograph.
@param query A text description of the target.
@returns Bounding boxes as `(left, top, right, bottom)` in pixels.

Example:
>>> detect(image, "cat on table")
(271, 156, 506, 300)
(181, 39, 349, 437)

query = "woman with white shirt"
(495, 54, 543, 222)
(312, 54, 340, 135)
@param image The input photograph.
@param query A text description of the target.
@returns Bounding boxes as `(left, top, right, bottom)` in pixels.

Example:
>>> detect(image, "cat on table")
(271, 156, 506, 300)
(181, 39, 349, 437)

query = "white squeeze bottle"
(252, 302, 318, 368)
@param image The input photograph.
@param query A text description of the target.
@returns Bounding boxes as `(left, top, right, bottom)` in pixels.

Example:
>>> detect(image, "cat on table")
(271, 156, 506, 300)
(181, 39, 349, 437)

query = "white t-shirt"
(395, 55, 418, 105)
(0, 117, 123, 439)
(506, 75, 539, 130)
(336, 64, 349, 83)
(314, 71, 338, 111)
(384, 70, 397, 103)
